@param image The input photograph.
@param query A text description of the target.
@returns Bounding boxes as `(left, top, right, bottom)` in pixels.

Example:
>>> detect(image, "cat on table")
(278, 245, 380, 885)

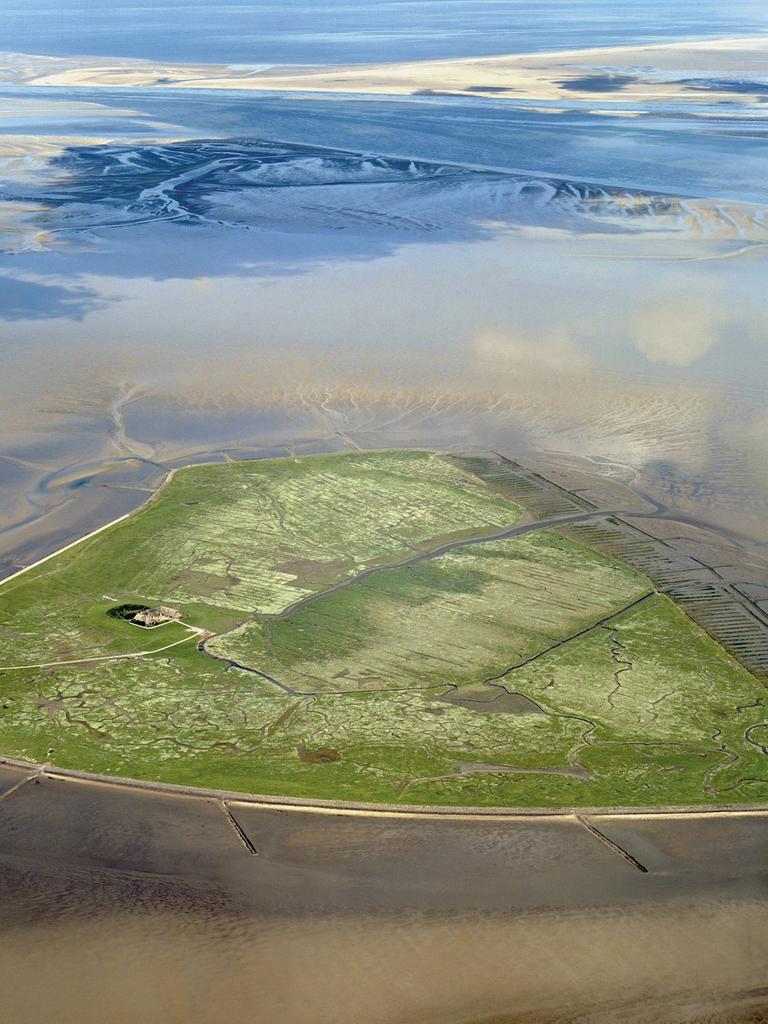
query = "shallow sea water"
(1, 2, 768, 1021)
(3, 0, 768, 64)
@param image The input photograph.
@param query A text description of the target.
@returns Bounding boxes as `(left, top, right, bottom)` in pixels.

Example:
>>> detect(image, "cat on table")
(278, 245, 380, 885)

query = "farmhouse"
(133, 605, 182, 627)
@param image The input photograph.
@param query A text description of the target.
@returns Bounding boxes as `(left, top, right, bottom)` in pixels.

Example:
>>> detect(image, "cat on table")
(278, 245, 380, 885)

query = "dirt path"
(0, 624, 204, 674)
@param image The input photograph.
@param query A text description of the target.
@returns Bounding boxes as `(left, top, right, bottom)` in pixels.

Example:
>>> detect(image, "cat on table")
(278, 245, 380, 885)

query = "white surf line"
(0, 468, 178, 593)
(0, 512, 133, 590)
(0, 626, 204, 674)
(400, 34, 768, 68)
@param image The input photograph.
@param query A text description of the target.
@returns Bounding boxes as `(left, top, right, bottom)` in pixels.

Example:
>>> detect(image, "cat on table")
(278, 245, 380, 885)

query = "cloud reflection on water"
(0, 273, 109, 320)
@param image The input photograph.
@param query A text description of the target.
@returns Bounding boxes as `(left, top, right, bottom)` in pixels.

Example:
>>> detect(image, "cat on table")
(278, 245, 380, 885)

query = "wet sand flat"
(591, 811, 768, 878)
(2, 775, 768, 1022)
(2, 771, 760, 914)
(0, 762, 34, 797)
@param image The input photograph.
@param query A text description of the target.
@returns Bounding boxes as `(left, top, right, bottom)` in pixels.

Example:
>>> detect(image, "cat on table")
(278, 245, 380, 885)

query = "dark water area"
(2, 0, 768, 65)
(5, 86, 768, 203)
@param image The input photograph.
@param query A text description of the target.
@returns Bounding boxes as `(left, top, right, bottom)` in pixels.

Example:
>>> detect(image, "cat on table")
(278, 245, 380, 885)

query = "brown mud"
(2, 766, 768, 1023)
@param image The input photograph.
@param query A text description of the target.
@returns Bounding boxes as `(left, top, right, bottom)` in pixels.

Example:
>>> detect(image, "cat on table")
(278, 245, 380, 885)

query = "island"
(0, 449, 765, 807)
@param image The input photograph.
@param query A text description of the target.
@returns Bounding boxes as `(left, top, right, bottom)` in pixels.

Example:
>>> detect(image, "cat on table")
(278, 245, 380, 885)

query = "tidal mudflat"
(1, 80, 768, 575)
(3, 767, 768, 1024)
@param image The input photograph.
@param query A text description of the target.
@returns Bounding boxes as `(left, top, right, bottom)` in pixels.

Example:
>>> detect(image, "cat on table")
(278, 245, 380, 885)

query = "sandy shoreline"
(2, 35, 767, 106)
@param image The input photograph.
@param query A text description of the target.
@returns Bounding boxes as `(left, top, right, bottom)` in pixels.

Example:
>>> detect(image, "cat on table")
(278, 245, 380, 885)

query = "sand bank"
(2, 36, 768, 106)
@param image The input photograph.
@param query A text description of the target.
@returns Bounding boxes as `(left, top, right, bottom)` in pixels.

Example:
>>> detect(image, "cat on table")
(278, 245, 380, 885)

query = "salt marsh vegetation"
(0, 450, 765, 806)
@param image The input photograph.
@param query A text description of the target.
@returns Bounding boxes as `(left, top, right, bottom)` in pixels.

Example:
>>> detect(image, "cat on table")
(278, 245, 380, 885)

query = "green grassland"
(0, 449, 766, 806)
(0, 450, 521, 666)
(208, 533, 650, 693)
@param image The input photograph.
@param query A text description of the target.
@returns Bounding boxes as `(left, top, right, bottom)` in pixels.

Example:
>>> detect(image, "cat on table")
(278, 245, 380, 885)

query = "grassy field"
(0, 450, 521, 665)
(208, 532, 650, 693)
(0, 449, 765, 806)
